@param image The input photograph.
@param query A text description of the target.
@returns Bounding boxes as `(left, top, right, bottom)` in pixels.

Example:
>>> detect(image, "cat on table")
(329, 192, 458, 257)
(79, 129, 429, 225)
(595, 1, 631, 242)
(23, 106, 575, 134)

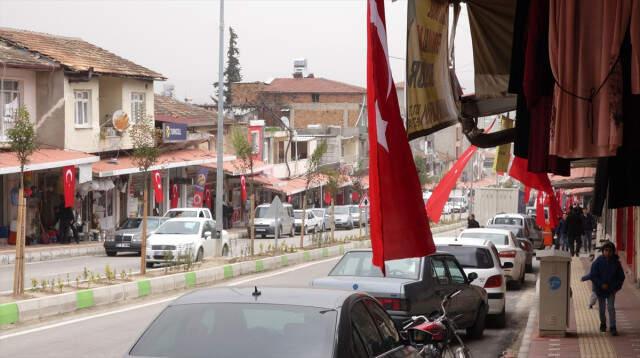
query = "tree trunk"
(359, 207, 363, 240)
(250, 193, 255, 256)
(300, 193, 306, 249)
(12, 174, 25, 297)
(330, 199, 335, 244)
(140, 174, 149, 275)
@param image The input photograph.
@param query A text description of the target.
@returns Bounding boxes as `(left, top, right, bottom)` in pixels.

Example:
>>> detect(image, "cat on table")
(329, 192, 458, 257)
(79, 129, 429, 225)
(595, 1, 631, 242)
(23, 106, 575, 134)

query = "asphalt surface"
(0, 228, 535, 358)
(0, 227, 368, 294)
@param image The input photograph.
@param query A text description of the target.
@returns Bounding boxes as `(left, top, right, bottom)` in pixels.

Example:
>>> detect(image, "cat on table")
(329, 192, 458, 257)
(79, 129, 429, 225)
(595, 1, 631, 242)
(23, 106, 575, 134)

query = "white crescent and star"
(154, 172, 162, 190)
(375, 101, 389, 152)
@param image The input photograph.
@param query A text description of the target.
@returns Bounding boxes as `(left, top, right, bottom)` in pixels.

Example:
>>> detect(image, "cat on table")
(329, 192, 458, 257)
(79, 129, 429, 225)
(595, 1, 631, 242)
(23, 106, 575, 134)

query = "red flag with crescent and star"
(170, 183, 179, 209)
(152, 171, 163, 204)
(204, 186, 212, 209)
(240, 175, 247, 202)
(367, 0, 434, 273)
(62, 166, 75, 208)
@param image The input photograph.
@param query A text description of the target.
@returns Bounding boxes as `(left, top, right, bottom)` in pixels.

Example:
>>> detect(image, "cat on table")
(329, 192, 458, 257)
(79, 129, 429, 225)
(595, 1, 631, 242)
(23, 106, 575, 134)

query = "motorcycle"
(402, 290, 472, 358)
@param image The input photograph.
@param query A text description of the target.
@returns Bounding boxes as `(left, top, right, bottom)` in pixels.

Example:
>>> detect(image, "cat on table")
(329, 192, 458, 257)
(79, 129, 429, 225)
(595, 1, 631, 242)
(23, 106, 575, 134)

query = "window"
(74, 90, 91, 127)
(431, 258, 449, 284)
(436, 246, 494, 269)
(445, 258, 467, 284)
(262, 138, 269, 162)
(131, 92, 145, 123)
(250, 131, 260, 154)
(329, 251, 422, 280)
(460, 232, 509, 246)
(311, 93, 320, 102)
(277, 141, 286, 163)
(296, 141, 308, 159)
(1, 80, 20, 139)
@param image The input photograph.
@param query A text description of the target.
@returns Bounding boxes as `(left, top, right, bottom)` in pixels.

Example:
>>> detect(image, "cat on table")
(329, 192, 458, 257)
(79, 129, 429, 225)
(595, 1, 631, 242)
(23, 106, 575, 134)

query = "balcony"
(270, 158, 309, 179)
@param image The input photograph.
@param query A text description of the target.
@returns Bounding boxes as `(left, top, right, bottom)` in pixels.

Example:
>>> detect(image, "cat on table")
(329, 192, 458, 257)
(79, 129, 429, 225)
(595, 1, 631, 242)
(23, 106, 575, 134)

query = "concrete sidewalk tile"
(0, 302, 18, 325)
(322, 248, 329, 257)
(92, 286, 113, 306)
(76, 290, 95, 309)
(303, 251, 311, 261)
(138, 280, 151, 297)
(185, 272, 196, 288)
(15, 299, 39, 322)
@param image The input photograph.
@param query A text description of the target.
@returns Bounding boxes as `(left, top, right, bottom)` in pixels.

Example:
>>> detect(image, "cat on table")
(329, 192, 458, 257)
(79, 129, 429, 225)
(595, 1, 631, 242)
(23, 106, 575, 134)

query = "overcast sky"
(0, 0, 474, 104)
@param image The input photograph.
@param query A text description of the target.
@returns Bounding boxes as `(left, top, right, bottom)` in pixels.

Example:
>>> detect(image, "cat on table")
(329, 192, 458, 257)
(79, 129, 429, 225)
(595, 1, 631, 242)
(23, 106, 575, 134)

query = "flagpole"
(215, 0, 225, 235)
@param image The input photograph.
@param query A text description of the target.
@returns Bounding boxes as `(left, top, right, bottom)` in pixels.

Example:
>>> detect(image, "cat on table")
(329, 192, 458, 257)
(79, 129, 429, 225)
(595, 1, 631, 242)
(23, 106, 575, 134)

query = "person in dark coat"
(60, 205, 78, 244)
(554, 212, 568, 251)
(565, 207, 584, 256)
(581, 241, 625, 335)
(582, 208, 596, 253)
(467, 214, 480, 228)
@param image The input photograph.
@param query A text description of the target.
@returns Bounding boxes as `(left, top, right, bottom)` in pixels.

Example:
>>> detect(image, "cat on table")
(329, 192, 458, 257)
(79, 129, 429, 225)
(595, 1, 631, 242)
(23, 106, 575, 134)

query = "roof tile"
(262, 77, 365, 94)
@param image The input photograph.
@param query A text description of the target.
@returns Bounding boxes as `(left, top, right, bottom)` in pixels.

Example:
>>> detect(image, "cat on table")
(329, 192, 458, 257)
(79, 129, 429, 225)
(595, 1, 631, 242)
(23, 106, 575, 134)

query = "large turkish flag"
(62, 166, 75, 208)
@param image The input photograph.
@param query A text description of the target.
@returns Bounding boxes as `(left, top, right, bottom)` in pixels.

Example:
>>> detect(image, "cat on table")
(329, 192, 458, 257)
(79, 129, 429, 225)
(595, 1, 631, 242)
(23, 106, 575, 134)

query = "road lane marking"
(0, 255, 341, 340)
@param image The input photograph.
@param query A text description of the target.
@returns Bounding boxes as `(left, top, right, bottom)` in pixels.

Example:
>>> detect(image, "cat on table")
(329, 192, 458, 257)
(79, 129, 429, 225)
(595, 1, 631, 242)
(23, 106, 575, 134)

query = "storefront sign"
(406, 0, 459, 139)
(172, 177, 192, 185)
(162, 123, 188, 142)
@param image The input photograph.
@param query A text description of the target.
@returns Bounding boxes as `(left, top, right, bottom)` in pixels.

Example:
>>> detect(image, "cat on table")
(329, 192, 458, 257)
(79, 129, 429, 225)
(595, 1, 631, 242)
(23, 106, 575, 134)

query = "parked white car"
(163, 208, 213, 219)
(145, 218, 229, 268)
(435, 237, 508, 327)
(333, 205, 355, 230)
(458, 228, 527, 289)
(311, 208, 329, 231)
(293, 209, 323, 234)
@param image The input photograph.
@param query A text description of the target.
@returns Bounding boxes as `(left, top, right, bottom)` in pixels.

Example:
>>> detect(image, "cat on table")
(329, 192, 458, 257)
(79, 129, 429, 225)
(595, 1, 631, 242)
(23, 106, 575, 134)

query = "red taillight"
(499, 250, 517, 258)
(484, 275, 503, 288)
(377, 297, 407, 311)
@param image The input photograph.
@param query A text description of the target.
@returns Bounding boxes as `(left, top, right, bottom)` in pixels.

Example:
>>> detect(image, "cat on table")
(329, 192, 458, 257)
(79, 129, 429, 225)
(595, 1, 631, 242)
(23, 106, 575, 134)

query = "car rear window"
(436, 246, 494, 269)
(130, 303, 337, 358)
(460, 232, 509, 246)
(330, 251, 421, 280)
(493, 217, 523, 226)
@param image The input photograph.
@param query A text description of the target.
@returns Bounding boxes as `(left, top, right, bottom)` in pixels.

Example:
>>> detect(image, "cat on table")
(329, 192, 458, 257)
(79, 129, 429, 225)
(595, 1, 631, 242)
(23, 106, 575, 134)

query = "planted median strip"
(0, 303, 18, 325)
(76, 290, 94, 310)
(138, 280, 151, 297)
(185, 272, 196, 288)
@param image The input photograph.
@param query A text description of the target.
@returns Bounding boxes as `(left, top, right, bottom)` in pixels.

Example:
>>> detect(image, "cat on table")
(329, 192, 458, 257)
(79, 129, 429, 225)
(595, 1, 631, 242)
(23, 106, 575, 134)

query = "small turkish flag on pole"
(367, 0, 434, 273)
(152, 170, 163, 204)
(62, 166, 75, 208)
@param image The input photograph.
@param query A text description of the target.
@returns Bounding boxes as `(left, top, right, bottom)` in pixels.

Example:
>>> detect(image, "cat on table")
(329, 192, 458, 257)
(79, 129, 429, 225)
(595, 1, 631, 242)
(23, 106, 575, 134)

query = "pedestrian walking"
(582, 208, 595, 253)
(566, 207, 583, 256)
(555, 213, 568, 251)
(581, 241, 625, 336)
(467, 214, 480, 228)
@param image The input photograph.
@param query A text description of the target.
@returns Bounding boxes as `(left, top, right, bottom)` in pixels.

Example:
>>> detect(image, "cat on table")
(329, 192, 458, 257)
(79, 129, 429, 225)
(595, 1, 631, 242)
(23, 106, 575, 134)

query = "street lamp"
(215, 0, 225, 235)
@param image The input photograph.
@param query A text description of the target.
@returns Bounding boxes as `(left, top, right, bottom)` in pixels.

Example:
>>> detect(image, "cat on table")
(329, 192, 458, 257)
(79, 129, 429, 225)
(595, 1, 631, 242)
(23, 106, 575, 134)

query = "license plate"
(116, 243, 130, 248)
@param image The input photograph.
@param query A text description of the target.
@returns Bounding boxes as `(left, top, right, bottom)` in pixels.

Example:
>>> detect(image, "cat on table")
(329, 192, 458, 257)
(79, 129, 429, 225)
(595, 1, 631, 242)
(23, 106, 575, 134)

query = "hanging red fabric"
(152, 171, 163, 204)
(62, 166, 75, 208)
(240, 176, 247, 202)
(367, 0, 434, 273)
(170, 183, 179, 209)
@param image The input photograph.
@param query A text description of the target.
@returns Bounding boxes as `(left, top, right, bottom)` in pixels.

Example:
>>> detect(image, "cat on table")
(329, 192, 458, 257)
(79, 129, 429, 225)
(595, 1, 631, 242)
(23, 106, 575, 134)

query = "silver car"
(312, 249, 488, 337)
(104, 217, 167, 256)
(332, 205, 355, 230)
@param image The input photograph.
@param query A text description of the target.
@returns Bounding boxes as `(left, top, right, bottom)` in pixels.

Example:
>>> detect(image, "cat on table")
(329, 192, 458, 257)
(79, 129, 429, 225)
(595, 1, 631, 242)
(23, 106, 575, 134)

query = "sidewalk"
(522, 255, 640, 358)
(0, 228, 249, 264)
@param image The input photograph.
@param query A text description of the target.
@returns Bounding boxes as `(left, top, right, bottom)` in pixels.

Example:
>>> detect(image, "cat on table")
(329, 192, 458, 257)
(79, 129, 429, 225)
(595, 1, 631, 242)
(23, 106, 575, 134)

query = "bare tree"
(8, 107, 37, 296)
(299, 140, 328, 248)
(323, 168, 345, 244)
(130, 116, 160, 275)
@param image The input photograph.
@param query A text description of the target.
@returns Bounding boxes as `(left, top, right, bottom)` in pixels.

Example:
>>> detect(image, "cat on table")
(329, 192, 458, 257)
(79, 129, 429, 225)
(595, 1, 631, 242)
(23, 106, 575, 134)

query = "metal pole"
(215, 0, 225, 235)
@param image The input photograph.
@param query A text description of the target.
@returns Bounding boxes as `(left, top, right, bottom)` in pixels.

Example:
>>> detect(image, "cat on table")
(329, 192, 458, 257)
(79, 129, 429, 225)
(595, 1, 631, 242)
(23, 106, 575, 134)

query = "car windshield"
(349, 206, 359, 213)
(155, 221, 201, 235)
(460, 232, 509, 246)
(164, 210, 198, 218)
(493, 217, 523, 226)
(330, 251, 421, 280)
(119, 218, 142, 230)
(312, 210, 324, 217)
(436, 246, 494, 269)
(129, 303, 337, 358)
(489, 225, 520, 237)
(334, 206, 349, 215)
(293, 211, 303, 219)
(255, 207, 269, 218)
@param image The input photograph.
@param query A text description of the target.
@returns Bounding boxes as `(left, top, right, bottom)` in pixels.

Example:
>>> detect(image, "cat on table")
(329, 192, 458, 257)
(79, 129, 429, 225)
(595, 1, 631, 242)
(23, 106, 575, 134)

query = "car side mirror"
(467, 272, 478, 283)
(502, 262, 514, 269)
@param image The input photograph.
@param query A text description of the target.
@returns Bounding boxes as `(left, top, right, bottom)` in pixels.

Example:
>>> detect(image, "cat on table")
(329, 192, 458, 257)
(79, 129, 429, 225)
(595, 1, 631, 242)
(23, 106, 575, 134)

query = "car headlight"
(131, 235, 141, 242)
(106, 235, 115, 242)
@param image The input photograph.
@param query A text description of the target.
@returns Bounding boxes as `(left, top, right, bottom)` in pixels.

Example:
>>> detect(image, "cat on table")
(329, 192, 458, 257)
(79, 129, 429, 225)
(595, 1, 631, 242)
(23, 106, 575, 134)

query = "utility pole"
(215, 0, 225, 235)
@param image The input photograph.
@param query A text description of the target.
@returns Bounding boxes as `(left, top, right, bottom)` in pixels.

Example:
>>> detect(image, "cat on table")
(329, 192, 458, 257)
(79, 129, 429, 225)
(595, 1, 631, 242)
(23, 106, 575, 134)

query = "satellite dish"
(280, 116, 290, 129)
(112, 110, 130, 132)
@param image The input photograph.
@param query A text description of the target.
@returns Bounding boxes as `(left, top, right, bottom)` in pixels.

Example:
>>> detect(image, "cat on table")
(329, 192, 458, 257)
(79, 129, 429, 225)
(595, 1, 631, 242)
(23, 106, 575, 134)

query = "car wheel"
(196, 247, 204, 262)
(466, 304, 487, 339)
(106, 251, 117, 257)
(146, 262, 154, 269)
(222, 245, 229, 257)
(493, 306, 506, 329)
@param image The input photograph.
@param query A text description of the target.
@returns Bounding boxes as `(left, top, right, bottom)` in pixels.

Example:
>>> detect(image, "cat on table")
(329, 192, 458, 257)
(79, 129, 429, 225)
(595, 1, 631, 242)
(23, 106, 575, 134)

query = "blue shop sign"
(162, 123, 187, 142)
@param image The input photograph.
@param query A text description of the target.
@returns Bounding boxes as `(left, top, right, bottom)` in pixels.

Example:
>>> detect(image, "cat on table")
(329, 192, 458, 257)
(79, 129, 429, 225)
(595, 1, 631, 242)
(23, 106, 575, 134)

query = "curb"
(1, 240, 371, 326)
(0, 231, 248, 265)
(518, 276, 541, 357)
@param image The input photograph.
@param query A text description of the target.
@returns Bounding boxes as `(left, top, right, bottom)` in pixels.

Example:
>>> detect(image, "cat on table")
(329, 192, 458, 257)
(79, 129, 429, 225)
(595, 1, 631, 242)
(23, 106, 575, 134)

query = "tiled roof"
(0, 41, 58, 70)
(0, 149, 98, 175)
(155, 95, 217, 126)
(93, 149, 219, 177)
(201, 159, 270, 176)
(262, 77, 365, 94)
(0, 27, 164, 80)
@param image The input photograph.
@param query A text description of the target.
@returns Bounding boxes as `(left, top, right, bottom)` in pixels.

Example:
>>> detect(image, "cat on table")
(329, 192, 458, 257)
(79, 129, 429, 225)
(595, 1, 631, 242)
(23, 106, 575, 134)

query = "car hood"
(148, 234, 199, 246)
(333, 214, 349, 221)
(293, 218, 303, 225)
(254, 218, 275, 226)
(115, 229, 139, 236)
(311, 276, 414, 298)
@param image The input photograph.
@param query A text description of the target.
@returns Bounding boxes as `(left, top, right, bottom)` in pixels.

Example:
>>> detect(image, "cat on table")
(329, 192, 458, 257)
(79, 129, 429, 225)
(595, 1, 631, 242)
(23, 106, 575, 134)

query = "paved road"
(0, 227, 369, 294)
(0, 238, 535, 358)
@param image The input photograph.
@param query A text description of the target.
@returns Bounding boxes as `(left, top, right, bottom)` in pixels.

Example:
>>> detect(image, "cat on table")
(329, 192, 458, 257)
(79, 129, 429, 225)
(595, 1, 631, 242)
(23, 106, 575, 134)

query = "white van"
(253, 203, 295, 238)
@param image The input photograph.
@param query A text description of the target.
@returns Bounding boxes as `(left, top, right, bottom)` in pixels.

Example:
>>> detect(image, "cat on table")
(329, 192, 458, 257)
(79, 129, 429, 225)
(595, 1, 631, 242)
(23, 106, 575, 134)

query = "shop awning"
(201, 159, 271, 177)
(550, 168, 596, 189)
(93, 149, 220, 177)
(0, 149, 99, 175)
(256, 173, 353, 196)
